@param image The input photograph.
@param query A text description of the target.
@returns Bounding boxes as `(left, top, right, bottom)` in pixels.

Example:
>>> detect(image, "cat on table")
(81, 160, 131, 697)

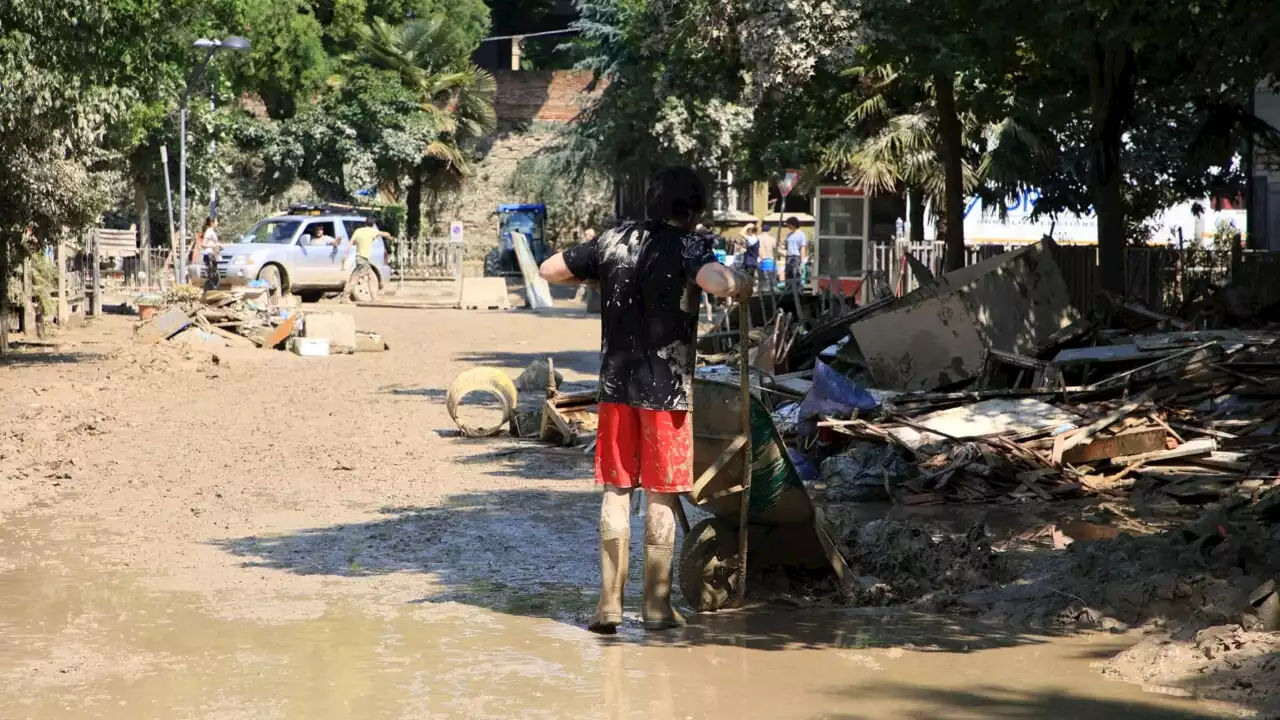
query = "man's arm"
(696, 263, 752, 299)
(538, 252, 579, 284)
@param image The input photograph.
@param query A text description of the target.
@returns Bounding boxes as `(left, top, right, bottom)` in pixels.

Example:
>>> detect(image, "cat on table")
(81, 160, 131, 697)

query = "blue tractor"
(484, 203, 550, 276)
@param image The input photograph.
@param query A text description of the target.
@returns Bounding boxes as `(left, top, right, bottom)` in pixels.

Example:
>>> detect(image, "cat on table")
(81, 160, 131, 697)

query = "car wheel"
(257, 264, 284, 297)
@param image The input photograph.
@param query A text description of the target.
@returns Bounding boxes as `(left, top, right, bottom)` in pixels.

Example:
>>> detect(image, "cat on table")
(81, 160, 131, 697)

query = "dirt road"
(0, 306, 1249, 719)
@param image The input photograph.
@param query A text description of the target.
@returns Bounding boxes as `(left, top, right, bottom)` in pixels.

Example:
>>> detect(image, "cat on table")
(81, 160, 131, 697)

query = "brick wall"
(492, 70, 604, 123)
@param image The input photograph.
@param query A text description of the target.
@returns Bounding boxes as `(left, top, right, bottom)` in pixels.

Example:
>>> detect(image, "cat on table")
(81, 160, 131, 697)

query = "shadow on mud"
(820, 684, 1226, 719)
(215, 489, 1052, 655)
(452, 349, 601, 376)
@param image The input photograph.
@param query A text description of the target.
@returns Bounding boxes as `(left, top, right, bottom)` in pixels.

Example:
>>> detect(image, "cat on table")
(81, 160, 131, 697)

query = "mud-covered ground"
(0, 300, 1275, 719)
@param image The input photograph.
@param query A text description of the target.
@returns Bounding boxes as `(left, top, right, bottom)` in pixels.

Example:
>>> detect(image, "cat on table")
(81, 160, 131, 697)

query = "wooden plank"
(1053, 390, 1153, 464)
(262, 314, 297, 349)
(1110, 437, 1217, 467)
(135, 307, 192, 344)
(1061, 427, 1167, 465)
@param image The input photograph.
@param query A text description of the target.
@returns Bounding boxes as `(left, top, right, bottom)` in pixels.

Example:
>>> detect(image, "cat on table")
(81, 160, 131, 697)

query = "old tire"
(679, 518, 740, 613)
(483, 248, 502, 277)
(349, 269, 378, 303)
(445, 368, 519, 438)
(257, 264, 285, 296)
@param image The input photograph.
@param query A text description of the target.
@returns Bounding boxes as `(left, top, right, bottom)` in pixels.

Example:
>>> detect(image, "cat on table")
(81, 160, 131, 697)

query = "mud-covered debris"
(1100, 626, 1280, 714)
(820, 441, 908, 502)
(840, 520, 1008, 605)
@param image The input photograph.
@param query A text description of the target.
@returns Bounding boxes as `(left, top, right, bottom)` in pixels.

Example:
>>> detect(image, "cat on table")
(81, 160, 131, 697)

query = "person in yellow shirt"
(343, 217, 392, 300)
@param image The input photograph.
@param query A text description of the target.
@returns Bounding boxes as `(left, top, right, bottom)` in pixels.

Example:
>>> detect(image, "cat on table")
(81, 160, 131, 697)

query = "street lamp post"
(177, 35, 250, 284)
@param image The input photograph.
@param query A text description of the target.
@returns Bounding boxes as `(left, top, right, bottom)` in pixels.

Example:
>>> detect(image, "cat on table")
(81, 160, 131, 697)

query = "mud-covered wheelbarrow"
(679, 377, 853, 612)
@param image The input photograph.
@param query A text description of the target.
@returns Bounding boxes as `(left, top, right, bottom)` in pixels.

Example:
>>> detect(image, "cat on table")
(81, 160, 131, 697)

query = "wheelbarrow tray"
(689, 378, 814, 526)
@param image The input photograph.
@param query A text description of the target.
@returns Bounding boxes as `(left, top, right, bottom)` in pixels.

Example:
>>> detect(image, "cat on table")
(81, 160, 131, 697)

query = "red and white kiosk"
(810, 185, 871, 297)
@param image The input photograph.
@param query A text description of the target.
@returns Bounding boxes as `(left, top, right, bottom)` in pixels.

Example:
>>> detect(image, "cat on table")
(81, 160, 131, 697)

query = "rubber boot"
(642, 543, 685, 631)
(588, 537, 627, 634)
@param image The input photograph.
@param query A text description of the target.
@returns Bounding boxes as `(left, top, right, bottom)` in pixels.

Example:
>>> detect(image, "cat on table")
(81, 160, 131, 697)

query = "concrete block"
(459, 277, 511, 310)
(303, 312, 357, 353)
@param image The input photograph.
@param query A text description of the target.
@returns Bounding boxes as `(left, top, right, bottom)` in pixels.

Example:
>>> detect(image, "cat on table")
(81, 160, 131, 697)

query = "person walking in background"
(784, 217, 807, 282)
(197, 217, 222, 290)
(342, 217, 392, 301)
(739, 223, 761, 277)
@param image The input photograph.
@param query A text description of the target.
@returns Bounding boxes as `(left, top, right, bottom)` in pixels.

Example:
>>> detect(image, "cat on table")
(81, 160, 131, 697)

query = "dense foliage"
(0, 0, 510, 352)
(560, 0, 1280, 287)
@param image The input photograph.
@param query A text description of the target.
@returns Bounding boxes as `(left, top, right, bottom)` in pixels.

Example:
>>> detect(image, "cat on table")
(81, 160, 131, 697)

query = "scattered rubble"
(129, 285, 386, 358)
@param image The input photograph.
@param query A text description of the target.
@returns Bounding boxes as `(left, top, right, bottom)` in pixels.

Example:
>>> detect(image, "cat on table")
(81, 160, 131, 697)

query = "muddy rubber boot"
(642, 543, 685, 631)
(588, 537, 627, 634)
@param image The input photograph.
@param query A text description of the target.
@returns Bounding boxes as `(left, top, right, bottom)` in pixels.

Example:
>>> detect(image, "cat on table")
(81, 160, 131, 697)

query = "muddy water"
(0, 515, 1237, 720)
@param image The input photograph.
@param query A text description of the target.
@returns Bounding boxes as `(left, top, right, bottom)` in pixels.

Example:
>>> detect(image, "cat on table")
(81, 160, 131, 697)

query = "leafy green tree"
(232, 0, 328, 120)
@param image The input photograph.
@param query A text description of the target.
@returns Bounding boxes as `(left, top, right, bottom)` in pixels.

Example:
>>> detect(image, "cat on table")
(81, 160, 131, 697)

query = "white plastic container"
(291, 337, 330, 357)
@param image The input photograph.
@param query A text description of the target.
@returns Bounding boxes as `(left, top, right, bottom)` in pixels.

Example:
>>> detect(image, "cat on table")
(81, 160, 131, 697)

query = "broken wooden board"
(1052, 344, 1172, 365)
(935, 240, 1081, 357)
(1110, 437, 1217, 466)
(851, 291, 988, 391)
(263, 315, 298, 350)
(887, 397, 1079, 449)
(1061, 427, 1167, 465)
(135, 307, 192, 344)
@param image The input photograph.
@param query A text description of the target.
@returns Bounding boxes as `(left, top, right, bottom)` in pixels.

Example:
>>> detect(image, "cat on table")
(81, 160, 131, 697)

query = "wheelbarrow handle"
(735, 299, 753, 606)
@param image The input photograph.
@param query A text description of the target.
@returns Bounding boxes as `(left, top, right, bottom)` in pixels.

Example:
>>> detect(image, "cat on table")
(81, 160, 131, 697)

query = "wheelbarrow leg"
(674, 496, 691, 536)
(812, 507, 854, 589)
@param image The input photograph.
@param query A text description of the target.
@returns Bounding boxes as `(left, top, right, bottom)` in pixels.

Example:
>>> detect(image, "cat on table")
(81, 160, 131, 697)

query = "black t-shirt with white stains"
(563, 221, 717, 411)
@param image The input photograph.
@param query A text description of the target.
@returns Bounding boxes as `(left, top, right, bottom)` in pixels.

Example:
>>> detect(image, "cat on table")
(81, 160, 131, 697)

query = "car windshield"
(238, 220, 301, 245)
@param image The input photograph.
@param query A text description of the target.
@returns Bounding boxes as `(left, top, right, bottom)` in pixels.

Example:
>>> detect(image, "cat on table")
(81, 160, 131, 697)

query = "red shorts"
(594, 402, 693, 493)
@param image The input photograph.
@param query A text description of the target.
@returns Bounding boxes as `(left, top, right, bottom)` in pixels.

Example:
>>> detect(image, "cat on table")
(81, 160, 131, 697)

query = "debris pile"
(131, 285, 388, 357)
(693, 240, 1280, 508)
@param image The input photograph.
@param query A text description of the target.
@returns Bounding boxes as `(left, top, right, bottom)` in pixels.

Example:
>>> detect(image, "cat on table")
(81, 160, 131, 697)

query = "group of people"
(734, 217, 809, 285)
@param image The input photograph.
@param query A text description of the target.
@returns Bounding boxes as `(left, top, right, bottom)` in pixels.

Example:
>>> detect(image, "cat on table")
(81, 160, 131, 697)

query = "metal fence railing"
(395, 238, 463, 281)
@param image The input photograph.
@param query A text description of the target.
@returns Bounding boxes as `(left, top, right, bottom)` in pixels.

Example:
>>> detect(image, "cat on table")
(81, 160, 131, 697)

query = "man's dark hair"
(785, 216, 800, 228)
(645, 166, 706, 223)
(364, 217, 376, 227)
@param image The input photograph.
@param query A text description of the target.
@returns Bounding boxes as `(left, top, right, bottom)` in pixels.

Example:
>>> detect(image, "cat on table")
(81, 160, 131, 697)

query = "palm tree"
(824, 66, 1044, 263)
(353, 16, 497, 239)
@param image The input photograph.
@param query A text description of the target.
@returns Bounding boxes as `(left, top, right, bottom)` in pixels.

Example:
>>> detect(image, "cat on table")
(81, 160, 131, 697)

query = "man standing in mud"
(539, 166, 752, 633)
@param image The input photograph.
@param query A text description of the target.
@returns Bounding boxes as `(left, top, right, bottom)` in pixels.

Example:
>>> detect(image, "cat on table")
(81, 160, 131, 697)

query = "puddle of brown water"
(0, 515, 1243, 720)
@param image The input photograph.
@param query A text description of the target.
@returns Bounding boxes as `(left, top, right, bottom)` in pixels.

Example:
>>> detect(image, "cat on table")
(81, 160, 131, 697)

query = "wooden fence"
(870, 239, 1259, 314)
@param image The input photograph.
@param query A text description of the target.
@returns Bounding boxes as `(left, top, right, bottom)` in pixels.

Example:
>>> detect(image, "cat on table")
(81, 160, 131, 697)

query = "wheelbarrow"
(678, 376, 853, 612)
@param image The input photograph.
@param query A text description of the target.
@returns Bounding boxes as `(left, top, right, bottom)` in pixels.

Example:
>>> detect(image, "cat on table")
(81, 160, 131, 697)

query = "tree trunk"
(406, 165, 423, 241)
(56, 240, 68, 327)
(0, 239, 9, 355)
(134, 182, 151, 287)
(1087, 42, 1137, 296)
(934, 72, 967, 272)
(21, 257, 35, 338)
(908, 186, 926, 245)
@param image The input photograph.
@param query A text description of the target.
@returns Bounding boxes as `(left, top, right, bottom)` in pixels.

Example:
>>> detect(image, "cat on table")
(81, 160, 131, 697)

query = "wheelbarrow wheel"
(679, 518, 739, 613)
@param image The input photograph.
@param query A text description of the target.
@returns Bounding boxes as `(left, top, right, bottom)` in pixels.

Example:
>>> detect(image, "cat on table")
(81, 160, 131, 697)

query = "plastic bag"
(798, 360, 880, 428)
